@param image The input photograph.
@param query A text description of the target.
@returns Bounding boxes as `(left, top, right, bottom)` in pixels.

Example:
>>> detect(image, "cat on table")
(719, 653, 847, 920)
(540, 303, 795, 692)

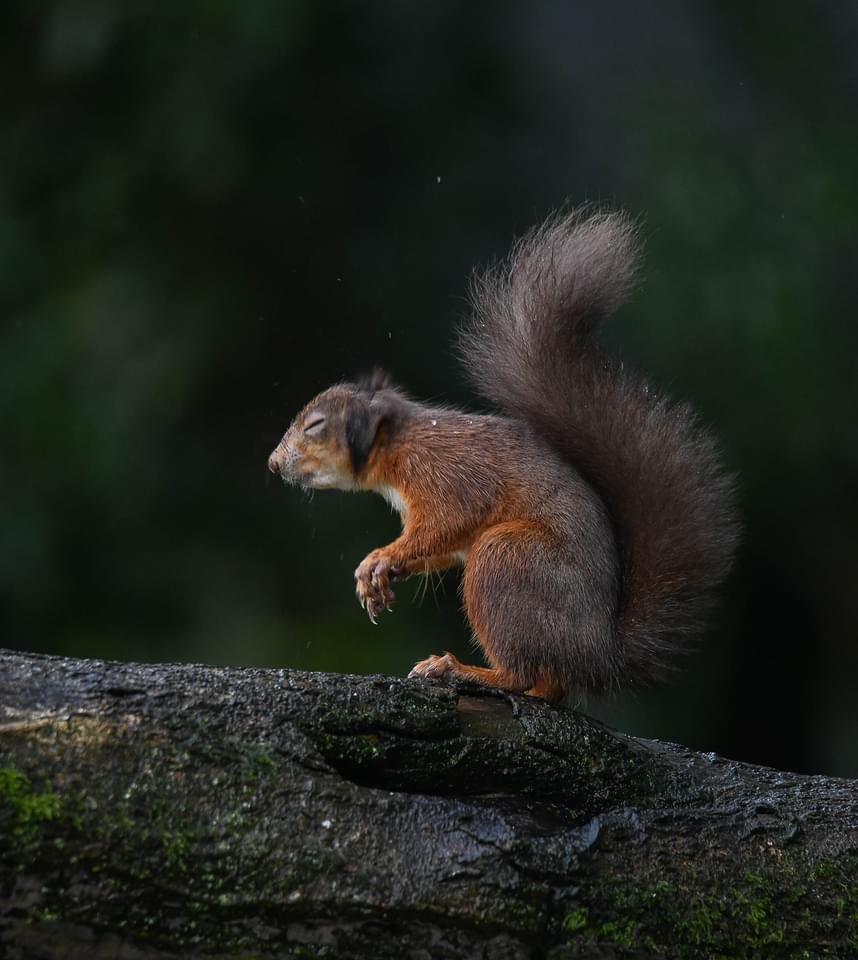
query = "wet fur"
(460, 208, 740, 691)
(269, 208, 740, 699)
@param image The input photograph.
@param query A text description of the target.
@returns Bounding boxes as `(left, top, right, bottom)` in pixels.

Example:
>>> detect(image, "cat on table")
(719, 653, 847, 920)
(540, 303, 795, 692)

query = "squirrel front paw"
(354, 552, 402, 624)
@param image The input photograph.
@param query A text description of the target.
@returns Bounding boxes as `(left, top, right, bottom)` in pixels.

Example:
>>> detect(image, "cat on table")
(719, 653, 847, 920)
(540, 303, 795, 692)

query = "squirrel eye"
(304, 416, 326, 436)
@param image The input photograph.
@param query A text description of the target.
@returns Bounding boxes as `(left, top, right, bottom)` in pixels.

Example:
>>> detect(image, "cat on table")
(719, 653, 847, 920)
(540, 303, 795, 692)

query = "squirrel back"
(459, 208, 739, 689)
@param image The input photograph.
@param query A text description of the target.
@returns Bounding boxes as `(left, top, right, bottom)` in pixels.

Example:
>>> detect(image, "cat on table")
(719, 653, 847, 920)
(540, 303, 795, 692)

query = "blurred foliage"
(2, 1, 857, 776)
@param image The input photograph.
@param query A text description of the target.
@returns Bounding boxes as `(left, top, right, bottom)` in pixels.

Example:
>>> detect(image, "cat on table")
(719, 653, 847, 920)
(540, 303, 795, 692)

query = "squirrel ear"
(357, 367, 393, 394)
(345, 397, 386, 474)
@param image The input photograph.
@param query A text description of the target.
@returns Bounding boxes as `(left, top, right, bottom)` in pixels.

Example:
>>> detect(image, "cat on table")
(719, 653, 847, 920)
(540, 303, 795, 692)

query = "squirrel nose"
(268, 451, 282, 475)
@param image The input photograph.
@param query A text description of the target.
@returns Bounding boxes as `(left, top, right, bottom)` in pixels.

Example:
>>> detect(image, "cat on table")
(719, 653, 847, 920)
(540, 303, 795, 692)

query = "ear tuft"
(357, 367, 393, 395)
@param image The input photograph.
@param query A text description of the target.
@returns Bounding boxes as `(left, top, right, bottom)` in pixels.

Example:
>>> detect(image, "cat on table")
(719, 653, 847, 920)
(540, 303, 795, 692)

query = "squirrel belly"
(268, 208, 740, 701)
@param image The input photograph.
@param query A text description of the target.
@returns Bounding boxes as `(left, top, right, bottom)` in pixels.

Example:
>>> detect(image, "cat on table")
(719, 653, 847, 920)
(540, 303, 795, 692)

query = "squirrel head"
(268, 369, 406, 490)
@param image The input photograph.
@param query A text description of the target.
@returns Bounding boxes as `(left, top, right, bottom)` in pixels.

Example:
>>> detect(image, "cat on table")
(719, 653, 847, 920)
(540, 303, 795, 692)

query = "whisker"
(429, 569, 447, 610)
(415, 562, 430, 607)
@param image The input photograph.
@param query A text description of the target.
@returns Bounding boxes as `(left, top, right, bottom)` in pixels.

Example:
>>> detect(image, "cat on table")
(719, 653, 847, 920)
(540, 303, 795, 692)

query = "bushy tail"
(460, 208, 739, 688)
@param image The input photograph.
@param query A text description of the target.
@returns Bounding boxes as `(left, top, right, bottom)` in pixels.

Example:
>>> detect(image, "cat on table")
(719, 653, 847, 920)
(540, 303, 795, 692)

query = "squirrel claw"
(365, 593, 391, 625)
(355, 552, 397, 623)
(409, 652, 456, 681)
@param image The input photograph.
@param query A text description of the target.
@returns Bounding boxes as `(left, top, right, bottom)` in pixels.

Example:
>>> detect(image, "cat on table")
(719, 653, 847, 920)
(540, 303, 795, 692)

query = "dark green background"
(3, 2, 857, 776)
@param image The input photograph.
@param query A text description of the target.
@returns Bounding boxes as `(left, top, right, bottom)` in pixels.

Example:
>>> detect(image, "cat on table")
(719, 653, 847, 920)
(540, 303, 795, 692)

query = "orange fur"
(269, 210, 738, 702)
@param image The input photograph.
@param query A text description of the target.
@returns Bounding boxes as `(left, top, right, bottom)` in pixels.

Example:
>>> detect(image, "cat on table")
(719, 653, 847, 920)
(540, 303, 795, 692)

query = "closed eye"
(304, 416, 326, 436)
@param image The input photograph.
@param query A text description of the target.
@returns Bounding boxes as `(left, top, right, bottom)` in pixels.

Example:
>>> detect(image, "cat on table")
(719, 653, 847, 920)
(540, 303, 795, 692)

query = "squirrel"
(268, 208, 739, 702)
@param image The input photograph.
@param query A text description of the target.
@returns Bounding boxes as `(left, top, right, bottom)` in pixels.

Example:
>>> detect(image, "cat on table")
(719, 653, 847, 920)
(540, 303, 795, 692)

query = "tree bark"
(1, 650, 856, 959)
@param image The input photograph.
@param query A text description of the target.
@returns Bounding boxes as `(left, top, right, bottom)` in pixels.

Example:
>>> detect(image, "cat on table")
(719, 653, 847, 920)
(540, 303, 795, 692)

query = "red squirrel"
(268, 209, 739, 702)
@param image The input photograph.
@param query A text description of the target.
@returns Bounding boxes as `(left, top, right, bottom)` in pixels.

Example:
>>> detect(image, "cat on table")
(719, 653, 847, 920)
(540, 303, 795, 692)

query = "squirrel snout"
(268, 450, 283, 475)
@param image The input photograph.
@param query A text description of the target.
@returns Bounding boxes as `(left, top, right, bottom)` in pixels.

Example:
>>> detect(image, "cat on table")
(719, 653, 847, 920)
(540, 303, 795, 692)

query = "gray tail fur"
(460, 208, 740, 689)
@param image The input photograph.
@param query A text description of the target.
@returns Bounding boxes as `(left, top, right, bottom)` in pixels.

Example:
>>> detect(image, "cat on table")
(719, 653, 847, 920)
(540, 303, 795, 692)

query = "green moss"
(0, 764, 62, 838)
(562, 906, 589, 932)
(499, 893, 544, 932)
(161, 829, 189, 868)
(33, 908, 60, 922)
(558, 855, 858, 957)
(675, 895, 717, 946)
(732, 889, 784, 946)
(810, 860, 837, 880)
(358, 733, 381, 758)
(596, 918, 636, 946)
(742, 870, 767, 887)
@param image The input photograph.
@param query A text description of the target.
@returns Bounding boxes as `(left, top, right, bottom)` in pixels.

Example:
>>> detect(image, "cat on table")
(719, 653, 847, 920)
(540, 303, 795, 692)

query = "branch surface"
(1, 650, 857, 959)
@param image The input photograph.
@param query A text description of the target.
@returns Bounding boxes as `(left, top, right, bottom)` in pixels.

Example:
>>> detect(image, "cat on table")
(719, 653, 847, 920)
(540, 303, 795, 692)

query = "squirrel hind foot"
(408, 652, 525, 688)
(408, 652, 564, 702)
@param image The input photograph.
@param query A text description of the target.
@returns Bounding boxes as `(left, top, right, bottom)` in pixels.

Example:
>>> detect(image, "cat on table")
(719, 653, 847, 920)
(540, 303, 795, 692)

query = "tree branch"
(1, 650, 856, 958)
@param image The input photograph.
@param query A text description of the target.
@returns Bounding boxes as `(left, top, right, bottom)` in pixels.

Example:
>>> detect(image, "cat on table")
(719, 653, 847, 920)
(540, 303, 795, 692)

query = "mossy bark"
(1, 650, 857, 959)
